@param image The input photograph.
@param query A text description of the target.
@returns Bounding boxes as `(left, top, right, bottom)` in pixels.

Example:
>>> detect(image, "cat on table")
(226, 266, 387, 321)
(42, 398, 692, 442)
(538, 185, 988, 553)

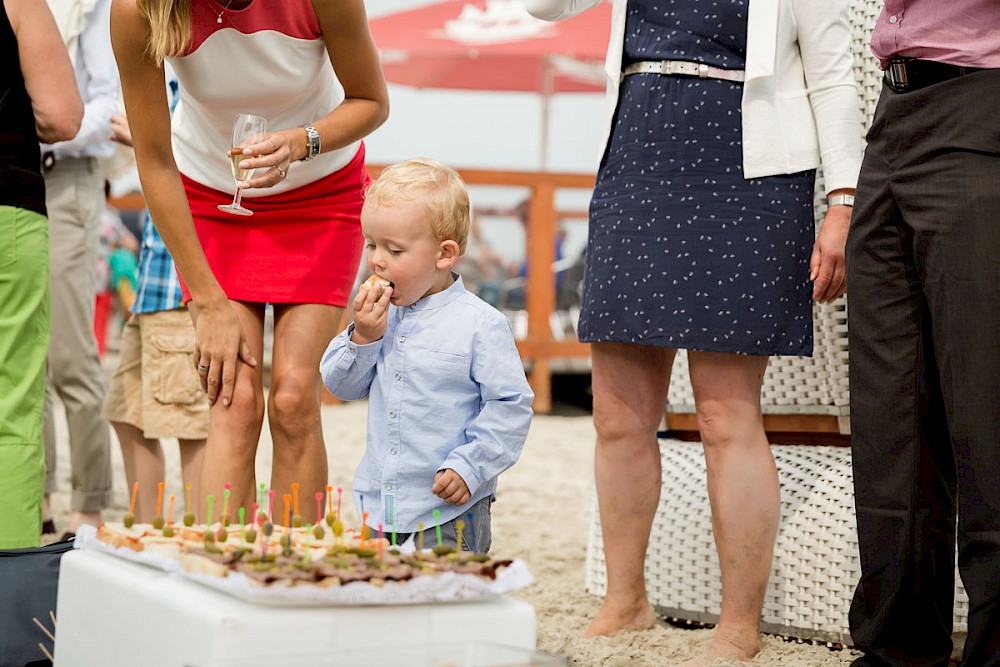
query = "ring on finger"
(197, 363, 209, 372)
(274, 165, 287, 179)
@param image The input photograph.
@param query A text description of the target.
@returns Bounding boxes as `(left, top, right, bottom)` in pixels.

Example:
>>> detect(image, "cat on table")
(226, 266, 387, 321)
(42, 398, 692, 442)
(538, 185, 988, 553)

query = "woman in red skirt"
(111, 0, 389, 515)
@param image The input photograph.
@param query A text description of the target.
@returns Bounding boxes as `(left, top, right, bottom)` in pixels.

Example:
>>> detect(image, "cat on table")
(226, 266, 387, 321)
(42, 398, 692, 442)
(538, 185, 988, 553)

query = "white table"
(55, 549, 537, 667)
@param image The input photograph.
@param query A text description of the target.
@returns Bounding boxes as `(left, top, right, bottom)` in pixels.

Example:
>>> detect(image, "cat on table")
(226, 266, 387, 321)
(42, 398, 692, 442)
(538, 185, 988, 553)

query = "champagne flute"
(218, 113, 267, 216)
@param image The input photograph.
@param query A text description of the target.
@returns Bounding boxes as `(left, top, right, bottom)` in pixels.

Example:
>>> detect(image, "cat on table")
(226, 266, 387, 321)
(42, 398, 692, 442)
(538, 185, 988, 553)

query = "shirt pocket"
(149, 331, 204, 406)
(405, 348, 472, 393)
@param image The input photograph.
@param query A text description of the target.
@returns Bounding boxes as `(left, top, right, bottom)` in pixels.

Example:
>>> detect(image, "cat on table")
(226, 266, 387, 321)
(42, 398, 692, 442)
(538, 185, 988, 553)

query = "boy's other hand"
(350, 281, 393, 345)
(432, 469, 471, 505)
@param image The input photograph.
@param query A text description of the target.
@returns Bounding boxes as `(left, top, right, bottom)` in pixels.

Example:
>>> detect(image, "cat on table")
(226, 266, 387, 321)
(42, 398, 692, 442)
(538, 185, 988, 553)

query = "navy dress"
(578, 0, 816, 356)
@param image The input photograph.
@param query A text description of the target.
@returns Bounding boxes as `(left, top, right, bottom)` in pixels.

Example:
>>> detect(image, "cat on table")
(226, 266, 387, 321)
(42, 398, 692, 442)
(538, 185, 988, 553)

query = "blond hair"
(137, 0, 192, 64)
(366, 159, 471, 254)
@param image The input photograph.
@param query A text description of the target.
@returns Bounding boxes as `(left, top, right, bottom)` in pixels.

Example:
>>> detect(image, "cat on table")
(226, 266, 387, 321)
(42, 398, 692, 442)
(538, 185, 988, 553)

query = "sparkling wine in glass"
(218, 113, 267, 216)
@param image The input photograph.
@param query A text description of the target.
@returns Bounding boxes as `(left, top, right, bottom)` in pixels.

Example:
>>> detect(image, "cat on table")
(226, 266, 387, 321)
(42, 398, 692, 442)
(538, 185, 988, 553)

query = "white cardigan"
(526, 0, 862, 191)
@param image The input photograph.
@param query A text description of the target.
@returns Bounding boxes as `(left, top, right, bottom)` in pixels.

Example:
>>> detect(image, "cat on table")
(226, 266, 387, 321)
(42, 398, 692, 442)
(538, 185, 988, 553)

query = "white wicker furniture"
(585, 441, 970, 645)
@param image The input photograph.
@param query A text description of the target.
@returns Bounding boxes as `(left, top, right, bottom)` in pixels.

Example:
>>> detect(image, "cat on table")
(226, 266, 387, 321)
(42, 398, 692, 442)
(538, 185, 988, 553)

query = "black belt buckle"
(884, 58, 914, 93)
(41, 152, 56, 172)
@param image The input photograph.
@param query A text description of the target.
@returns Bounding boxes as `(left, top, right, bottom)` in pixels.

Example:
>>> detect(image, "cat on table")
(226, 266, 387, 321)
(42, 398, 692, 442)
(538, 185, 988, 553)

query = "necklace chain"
(211, 0, 236, 24)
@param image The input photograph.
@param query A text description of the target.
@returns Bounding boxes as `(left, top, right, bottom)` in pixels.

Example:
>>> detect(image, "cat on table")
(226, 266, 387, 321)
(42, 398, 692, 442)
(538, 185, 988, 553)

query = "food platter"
(74, 524, 533, 607)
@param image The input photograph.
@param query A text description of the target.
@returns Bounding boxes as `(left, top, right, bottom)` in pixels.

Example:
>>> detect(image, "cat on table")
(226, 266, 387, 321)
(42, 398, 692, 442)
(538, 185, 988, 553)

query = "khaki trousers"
(42, 157, 112, 513)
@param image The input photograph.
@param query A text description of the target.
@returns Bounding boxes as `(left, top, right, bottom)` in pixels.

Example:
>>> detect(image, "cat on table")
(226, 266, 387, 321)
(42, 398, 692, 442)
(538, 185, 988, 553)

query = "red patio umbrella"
(369, 0, 610, 168)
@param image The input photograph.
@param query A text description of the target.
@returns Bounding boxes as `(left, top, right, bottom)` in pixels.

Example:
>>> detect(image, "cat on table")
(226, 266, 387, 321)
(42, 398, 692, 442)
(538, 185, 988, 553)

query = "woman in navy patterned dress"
(528, 0, 861, 662)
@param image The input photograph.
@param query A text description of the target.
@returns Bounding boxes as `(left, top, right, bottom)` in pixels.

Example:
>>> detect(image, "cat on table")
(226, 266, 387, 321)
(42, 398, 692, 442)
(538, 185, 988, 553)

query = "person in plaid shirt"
(102, 74, 209, 522)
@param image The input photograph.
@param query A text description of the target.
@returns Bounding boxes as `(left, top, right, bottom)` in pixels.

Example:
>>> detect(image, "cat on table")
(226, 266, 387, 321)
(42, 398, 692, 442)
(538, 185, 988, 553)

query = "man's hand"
(432, 469, 471, 505)
(350, 281, 392, 345)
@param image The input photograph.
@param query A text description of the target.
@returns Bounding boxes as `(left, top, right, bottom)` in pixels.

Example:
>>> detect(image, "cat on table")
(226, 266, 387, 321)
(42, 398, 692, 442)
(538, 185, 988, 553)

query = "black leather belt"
(884, 58, 988, 93)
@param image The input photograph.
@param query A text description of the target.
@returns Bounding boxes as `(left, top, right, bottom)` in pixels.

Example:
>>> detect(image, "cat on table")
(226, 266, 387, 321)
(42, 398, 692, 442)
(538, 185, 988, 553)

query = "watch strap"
(301, 123, 321, 161)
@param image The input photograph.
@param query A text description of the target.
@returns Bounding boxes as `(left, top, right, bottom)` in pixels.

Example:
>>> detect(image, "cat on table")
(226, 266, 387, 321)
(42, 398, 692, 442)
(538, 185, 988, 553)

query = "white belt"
(622, 60, 746, 83)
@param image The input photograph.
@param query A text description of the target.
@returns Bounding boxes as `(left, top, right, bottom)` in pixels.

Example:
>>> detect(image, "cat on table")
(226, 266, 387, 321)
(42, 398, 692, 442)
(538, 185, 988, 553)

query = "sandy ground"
(48, 354, 860, 666)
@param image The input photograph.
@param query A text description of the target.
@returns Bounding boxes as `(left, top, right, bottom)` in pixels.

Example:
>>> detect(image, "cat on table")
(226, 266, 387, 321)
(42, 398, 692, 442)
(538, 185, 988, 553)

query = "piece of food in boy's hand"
(362, 274, 393, 293)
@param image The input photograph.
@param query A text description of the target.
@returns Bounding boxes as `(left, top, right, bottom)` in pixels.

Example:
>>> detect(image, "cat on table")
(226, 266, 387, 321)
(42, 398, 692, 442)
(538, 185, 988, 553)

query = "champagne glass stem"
(233, 187, 243, 208)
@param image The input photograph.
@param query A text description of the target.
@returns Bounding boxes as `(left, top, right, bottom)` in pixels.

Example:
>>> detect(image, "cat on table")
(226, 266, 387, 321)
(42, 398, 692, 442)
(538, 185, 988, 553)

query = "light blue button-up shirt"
(320, 275, 534, 533)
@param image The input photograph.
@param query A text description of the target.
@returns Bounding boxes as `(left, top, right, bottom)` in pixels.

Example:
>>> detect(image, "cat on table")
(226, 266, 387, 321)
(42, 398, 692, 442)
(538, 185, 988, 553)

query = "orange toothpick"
(326, 485, 333, 514)
(291, 482, 300, 517)
(166, 495, 176, 524)
(156, 482, 165, 517)
(128, 482, 139, 515)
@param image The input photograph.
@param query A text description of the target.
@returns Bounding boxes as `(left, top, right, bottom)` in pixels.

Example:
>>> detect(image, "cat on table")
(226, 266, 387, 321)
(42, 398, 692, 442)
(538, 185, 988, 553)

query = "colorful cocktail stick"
(417, 523, 425, 552)
(124, 482, 138, 527)
(204, 494, 215, 546)
(391, 503, 398, 547)
(257, 483, 267, 524)
(268, 489, 276, 521)
(377, 524, 385, 559)
(238, 507, 246, 543)
(283, 493, 291, 530)
(361, 512, 369, 542)
(221, 483, 231, 526)
(466, 512, 477, 554)
(455, 519, 465, 555)
(206, 494, 215, 528)
(336, 487, 343, 518)
(183, 482, 195, 526)
(315, 492, 323, 525)
(433, 509, 443, 547)
(151, 482, 165, 529)
(163, 495, 176, 537)
(291, 483, 302, 527)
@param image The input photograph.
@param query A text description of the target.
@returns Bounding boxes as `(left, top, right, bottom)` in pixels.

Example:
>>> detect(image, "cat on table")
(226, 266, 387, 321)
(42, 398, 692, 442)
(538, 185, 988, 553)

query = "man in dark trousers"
(846, 2, 1000, 666)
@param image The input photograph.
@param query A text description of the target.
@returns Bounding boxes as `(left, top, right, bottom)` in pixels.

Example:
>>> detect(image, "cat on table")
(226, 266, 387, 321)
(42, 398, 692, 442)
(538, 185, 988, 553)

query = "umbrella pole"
(540, 58, 554, 172)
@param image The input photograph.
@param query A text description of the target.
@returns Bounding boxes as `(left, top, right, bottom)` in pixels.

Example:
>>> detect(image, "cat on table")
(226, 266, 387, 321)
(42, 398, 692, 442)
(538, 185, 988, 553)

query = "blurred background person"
(0, 0, 83, 549)
(40, 0, 119, 542)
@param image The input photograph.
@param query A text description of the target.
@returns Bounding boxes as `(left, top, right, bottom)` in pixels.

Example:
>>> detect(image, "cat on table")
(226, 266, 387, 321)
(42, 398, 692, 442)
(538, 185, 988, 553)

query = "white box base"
(55, 549, 536, 667)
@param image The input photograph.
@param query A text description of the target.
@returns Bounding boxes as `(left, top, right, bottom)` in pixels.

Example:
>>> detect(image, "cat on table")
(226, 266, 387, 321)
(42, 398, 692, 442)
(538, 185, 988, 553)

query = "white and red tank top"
(167, 0, 359, 196)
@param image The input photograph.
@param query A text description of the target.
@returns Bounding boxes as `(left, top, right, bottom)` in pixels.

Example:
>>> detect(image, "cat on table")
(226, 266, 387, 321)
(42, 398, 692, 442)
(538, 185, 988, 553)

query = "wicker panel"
(585, 441, 971, 645)
(668, 0, 884, 418)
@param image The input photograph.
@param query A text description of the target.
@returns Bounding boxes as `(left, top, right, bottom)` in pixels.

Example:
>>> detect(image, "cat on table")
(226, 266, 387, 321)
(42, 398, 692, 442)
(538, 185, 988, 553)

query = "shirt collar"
(405, 272, 465, 312)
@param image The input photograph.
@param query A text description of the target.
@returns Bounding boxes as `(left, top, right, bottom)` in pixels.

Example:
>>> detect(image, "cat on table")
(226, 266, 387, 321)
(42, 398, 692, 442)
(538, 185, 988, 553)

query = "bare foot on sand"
(582, 599, 658, 637)
(678, 627, 760, 666)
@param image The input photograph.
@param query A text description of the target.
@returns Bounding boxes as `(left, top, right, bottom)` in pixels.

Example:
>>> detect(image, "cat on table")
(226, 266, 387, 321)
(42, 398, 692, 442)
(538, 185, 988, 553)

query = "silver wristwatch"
(301, 123, 321, 161)
(828, 194, 855, 207)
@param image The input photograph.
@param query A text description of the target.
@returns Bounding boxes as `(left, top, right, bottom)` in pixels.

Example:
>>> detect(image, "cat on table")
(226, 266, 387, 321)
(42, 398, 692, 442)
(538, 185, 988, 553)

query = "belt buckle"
(698, 63, 709, 78)
(885, 59, 911, 93)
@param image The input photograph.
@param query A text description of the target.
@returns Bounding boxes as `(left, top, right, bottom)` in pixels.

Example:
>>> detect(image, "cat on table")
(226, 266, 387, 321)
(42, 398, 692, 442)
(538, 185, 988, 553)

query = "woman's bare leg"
(681, 350, 776, 665)
(267, 304, 344, 522)
(190, 300, 266, 517)
(584, 342, 675, 637)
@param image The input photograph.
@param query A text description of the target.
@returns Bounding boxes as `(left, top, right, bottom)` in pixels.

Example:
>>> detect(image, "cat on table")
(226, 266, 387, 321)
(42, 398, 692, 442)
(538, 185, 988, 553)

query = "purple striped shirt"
(871, 0, 1000, 69)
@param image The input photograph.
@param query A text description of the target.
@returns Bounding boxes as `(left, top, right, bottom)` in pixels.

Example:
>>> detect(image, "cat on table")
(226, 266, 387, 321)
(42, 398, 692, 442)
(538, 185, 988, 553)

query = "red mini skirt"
(179, 145, 368, 307)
